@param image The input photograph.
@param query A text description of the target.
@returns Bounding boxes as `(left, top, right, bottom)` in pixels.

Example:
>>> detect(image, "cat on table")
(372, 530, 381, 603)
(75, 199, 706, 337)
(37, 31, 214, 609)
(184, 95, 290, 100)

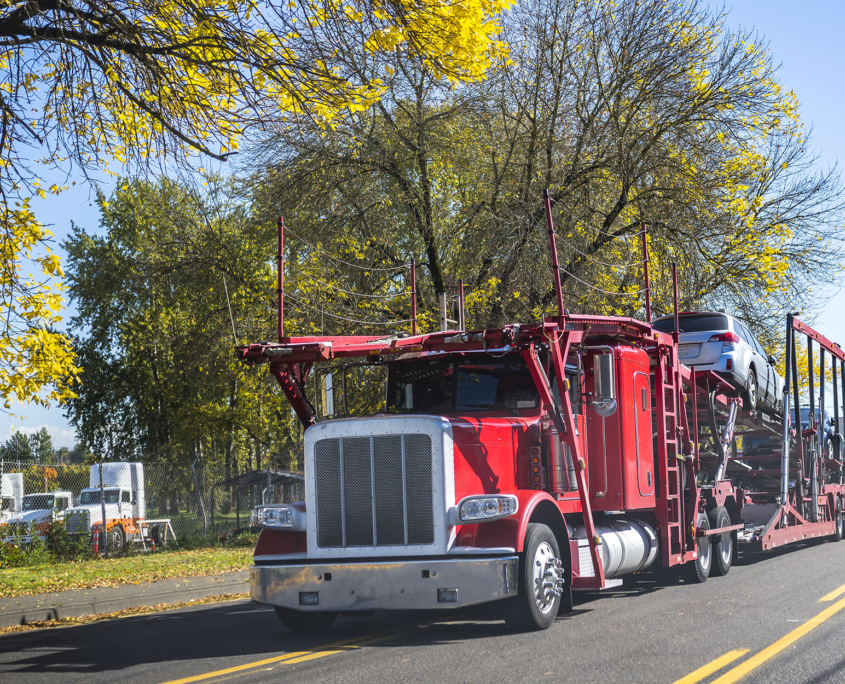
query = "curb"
(0, 571, 250, 629)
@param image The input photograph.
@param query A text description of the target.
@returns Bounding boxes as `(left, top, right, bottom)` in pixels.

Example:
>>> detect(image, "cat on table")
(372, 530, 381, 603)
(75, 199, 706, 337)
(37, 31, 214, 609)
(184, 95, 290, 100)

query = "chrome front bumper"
(251, 556, 519, 612)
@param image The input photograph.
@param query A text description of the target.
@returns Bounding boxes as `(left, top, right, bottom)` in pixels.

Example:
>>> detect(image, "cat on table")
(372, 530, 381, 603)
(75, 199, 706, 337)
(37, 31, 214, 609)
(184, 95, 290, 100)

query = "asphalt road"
(3, 538, 845, 684)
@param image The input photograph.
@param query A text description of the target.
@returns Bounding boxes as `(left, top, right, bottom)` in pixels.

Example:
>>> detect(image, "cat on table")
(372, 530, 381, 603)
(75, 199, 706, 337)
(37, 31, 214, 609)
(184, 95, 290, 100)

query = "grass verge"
(0, 593, 250, 634)
(0, 546, 253, 597)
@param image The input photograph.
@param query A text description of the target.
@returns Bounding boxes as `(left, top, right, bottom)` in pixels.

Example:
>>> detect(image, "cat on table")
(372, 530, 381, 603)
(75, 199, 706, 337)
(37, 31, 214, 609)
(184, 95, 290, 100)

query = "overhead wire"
(285, 227, 409, 272)
(562, 240, 646, 269)
(304, 278, 410, 299)
(560, 267, 648, 296)
(286, 293, 413, 326)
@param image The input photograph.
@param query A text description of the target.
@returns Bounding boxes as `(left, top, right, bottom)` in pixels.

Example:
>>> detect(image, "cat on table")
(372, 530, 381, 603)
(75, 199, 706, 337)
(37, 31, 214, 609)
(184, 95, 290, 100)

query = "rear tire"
(504, 523, 564, 631)
(708, 507, 733, 576)
(150, 524, 167, 548)
(744, 370, 758, 413)
(682, 512, 711, 584)
(274, 607, 337, 632)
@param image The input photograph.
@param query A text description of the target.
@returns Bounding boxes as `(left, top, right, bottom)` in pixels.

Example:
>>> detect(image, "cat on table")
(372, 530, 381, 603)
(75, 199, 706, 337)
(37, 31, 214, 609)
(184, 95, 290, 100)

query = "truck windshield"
(22, 494, 54, 511)
(79, 490, 120, 504)
(387, 353, 539, 414)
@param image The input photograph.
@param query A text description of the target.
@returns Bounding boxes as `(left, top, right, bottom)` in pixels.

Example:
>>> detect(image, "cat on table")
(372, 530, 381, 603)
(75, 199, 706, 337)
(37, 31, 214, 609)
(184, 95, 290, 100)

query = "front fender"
(253, 502, 307, 560)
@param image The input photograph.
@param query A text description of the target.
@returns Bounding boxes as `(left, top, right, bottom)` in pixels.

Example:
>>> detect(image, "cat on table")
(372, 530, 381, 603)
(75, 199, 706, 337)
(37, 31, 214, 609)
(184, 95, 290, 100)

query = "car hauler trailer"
(238, 201, 845, 632)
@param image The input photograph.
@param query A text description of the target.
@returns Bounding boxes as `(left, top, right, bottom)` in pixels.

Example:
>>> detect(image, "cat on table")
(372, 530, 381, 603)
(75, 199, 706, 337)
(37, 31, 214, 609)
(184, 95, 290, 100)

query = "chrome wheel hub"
(718, 531, 732, 565)
(698, 533, 712, 572)
(532, 542, 564, 614)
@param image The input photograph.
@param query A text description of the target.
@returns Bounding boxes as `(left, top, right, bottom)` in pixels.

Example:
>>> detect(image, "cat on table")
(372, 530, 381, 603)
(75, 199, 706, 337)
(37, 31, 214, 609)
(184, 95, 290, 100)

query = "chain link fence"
(0, 460, 304, 544)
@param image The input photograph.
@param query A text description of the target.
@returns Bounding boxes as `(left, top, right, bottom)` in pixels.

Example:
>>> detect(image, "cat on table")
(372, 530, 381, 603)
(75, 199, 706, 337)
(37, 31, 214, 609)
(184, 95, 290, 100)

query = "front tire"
(708, 507, 733, 576)
(274, 607, 337, 632)
(682, 512, 711, 583)
(150, 524, 168, 548)
(109, 525, 125, 554)
(504, 523, 565, 631)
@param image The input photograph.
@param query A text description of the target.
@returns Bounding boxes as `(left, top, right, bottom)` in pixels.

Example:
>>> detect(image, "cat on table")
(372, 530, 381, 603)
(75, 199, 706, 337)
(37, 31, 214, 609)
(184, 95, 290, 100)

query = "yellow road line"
(671, 649, 749, 684)
(160, 629, 413, 684)
(710, 596, 845, 684)
(819, 581, 845, 602)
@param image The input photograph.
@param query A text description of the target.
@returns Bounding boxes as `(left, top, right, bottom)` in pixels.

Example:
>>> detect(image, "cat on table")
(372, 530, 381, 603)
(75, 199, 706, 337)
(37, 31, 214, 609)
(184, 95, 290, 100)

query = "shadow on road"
(0, 598, 578, 677)
(735, 536, 831, 566)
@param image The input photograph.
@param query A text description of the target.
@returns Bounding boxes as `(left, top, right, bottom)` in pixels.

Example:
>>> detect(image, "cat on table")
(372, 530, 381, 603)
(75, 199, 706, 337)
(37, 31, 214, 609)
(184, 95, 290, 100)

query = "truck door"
(55, 495, 69, 520)
(633, 372, 654, 497)
(121, 490, 131, 518)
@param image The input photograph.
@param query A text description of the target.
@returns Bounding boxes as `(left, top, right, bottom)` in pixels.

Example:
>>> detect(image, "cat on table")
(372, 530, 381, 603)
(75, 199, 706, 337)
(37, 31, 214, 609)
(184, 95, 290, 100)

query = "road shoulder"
(0, 570, 249, 629)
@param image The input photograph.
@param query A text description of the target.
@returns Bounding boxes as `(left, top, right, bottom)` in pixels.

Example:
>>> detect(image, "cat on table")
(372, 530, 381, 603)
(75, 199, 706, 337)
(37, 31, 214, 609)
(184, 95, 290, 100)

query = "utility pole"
(98, 458, 109, 558)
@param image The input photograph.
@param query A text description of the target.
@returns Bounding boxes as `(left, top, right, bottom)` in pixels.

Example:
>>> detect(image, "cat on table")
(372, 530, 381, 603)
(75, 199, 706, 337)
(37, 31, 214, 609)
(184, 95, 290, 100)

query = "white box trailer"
(0, 473, 24, 523)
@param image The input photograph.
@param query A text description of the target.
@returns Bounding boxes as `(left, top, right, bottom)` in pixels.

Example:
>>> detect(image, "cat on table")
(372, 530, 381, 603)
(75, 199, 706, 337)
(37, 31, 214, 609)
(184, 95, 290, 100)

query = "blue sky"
(2, 0, 845, 448)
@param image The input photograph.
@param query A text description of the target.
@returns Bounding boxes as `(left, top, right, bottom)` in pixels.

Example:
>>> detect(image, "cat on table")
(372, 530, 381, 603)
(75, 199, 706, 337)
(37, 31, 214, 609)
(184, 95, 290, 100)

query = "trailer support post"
(841, 359, 845, 484)
(781, 315, 793, 506)
(671, 263, 679, 345)
(714, 401, 739, 481)
(808, 338, 819, 521)
(277, 217, 285, 342)
(458, 280, 465, 331)
(820, 350, 826, 463)
(543, 189, 565, 320)
(834, 359, 841, 484)
(640, 224, 651, 322)
(410, 259, 417, 336)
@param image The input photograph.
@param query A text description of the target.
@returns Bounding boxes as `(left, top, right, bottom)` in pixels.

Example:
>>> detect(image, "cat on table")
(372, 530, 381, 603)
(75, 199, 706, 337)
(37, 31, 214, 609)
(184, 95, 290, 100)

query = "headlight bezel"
(453, 494, 519, 524)
(252, 504, 306, 531)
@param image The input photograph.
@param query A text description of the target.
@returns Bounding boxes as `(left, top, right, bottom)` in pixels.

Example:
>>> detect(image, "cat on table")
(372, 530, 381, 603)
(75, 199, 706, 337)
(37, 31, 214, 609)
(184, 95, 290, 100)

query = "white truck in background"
(1, 489, 73, 543)
(0, 473, 24, 524)
(64, 462, 174, 552)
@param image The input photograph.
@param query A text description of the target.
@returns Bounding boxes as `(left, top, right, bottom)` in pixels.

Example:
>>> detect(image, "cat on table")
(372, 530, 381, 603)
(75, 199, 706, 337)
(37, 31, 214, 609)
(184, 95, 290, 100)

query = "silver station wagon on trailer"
(651, 311, 783, 415)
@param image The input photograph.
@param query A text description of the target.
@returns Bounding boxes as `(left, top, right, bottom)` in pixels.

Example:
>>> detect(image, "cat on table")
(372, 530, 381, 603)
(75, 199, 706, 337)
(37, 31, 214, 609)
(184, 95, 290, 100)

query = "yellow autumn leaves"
(0, 0, 512, 409)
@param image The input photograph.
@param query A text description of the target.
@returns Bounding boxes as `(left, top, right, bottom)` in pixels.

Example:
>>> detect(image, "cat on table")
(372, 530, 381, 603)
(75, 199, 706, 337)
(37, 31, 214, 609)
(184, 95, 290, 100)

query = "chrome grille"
(314, 438, 343, 548)
(314, 433, 433, 549)
(65, 510, 90, 535)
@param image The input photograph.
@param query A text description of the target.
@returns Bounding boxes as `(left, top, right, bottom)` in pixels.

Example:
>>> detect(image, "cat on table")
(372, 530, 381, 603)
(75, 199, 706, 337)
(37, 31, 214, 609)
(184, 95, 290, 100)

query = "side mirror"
(768, 355, 777, 366)
(593, 352, 617, 417)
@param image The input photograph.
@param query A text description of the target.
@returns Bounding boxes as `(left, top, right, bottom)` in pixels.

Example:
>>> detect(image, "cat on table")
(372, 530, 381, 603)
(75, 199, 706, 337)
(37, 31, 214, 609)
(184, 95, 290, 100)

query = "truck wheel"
(504, 523, 564, 631)
(708, 507, 733, 576)
(682, 512, 711, 584)
(274, 607, 337, 632)
(150, 524, 168, 548)
(743, 370, 757, 413)
(107, 525, 125, 554)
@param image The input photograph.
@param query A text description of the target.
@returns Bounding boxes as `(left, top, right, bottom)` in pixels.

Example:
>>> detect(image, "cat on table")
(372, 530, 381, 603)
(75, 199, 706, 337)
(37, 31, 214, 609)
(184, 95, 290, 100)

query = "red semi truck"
(237, 209, 845, 633)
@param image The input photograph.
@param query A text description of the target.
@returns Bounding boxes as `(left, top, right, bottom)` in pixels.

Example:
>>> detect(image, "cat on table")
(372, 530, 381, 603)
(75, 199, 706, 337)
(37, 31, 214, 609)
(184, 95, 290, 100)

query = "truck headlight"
(455, 495, 518, 523)
(253, 505, 306, 531)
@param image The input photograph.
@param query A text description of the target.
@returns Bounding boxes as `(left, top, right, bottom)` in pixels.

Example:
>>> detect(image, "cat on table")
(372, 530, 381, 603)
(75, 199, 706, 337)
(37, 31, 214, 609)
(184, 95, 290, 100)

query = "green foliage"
(64, 177, 297, 469)
(27, 429, 55, 465)
(253, 0, 844, 343)
(0, 432, 85, 466)
(0, 432, 32, 462)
